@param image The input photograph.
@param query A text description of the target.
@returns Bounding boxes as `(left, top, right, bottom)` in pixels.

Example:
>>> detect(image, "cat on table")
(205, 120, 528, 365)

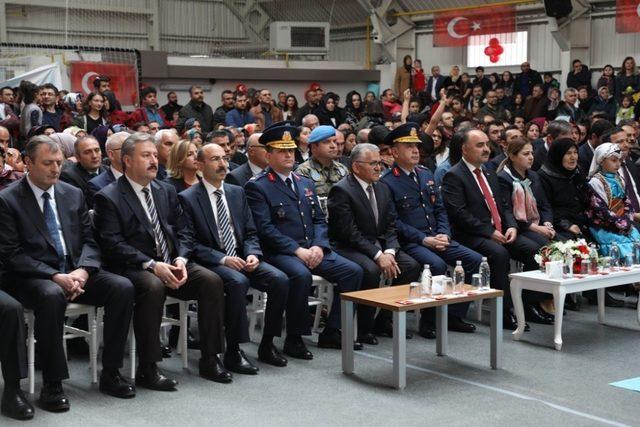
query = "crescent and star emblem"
(447, 16, 482, 39)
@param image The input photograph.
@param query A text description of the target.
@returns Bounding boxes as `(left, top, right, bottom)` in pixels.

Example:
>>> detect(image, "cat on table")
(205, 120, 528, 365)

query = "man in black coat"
(177, 85, 215, 133)
(179, 143, 289, 370)
(328, 143, 421, 343)
(59, 135, 108, 197)
(578, 119, 612, 177)
(225, 133, 267, 187)
(0, 136, 135, 411)
(86, 131, 128, 207)
(514, 62, 543, 98)
(441, 129, 541, 329)
(93, 132, 230, 389)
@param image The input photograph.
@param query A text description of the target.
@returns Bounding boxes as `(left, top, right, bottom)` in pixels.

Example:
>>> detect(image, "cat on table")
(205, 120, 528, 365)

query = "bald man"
(225, 133, 266, 187)
(0, 126, 10, 151)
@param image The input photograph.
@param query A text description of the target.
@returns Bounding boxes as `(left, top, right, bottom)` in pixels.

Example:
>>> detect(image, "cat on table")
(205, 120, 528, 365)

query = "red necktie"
(473, 168, 502, 233)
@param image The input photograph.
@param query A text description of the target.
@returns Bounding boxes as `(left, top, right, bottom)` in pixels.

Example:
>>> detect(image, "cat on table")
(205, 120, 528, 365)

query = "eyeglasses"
(354, 160, 384, 168)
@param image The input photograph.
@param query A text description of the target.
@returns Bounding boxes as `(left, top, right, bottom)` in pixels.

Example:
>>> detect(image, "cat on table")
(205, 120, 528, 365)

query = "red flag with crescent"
(616, 0, 640, 33)
(69, 61, 139, 108)
(433, 5, 516, 47)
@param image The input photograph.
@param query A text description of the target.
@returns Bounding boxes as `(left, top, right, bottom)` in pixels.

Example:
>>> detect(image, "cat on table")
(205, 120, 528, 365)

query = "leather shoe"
(224, 350, 259, 375)
(136, 364, 177, 391)
(503, 313, 530, 331)
(39, 382, 69, 412)
(317, 328, 363, 350)
(99, 370, 136, 398)
(200, 356, 233, 383)
(357, 333, 378, 345)
(525, 304, 554, 325)
(1, 388, 34, 420)
(418, 323, 436, 339)
(448, 316, 476, 333)
(161, 345, 172, 358)
(258, 342, 288, 367)
(373, 320, 413, 339)
(587, 291, 625, 307)
(283, 337, 313, 360)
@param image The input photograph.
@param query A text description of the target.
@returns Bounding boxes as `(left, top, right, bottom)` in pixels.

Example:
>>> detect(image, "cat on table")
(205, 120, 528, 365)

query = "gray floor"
(4, 296, 640, 427)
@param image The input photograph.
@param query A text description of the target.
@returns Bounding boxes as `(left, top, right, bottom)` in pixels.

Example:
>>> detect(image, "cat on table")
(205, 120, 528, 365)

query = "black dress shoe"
(525, 304, 554, 325)
(135, 365, 178, 391)
(39, 382, 69, 412)
(258, 343, 288, 367)
(564, 296, 581, 311)
(1, 389, 34, 420)
(99, 370, 136, 398)
(283, 338, 313, 360)
(418, 323, 436, 339)
(448, 316, 476, 333)
(224, 349, 259, 375)
(587, 292, 625, 307)
(503, 313, 530, 331)
(200, 356, 233, 383)
(317, 328, 363, 350)
(357, 333, 378, 345)
(373, 320, 413, 339)
(161, 345, 172, 358)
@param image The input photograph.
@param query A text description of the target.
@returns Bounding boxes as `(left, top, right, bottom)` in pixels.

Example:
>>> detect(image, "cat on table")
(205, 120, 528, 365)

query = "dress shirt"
(202, 179, 238, 265)
(462, 157, 496, 225)
(248, 161, 263, 177)
(353, 174, 395, 260)
(26, 175, 68, 256)
(110, 166, 123, 180)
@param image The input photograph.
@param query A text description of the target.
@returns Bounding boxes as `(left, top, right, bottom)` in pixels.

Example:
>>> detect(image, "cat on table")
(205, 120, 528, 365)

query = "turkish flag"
(433, 5, 516, 47)
(616, 0, 640, 33)
(69, 62, 139, 108)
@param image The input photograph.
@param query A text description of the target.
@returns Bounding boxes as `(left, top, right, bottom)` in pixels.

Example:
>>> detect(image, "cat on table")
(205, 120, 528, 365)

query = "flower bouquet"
(535, 239, 592, 273)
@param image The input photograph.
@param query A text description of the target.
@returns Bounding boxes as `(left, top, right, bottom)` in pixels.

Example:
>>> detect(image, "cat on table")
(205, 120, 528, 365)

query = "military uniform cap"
(384, 122, 422, 145)
(259, 125, 299, 149)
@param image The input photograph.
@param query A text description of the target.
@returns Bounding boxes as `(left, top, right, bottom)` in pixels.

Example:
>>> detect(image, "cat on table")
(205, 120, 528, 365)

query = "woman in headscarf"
(497, 138, 555, 323)
(538, 137, 590, 241)
(344, 90, 364, 128)
(185, 128, 203, 147)
(586, 143, 640, 258)
(91, 124, 112, 156)
(48, 132, 78, 159)
(314, 92, 345, 128)
(394, 55, 413, 96)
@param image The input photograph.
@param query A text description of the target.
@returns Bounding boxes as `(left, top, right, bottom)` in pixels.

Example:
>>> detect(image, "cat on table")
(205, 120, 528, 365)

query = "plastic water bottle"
(610, 242, 620, 271)
(633, 241, 640, 266)
(479, 257, 490, 291)
(564, 248, 573, 278)
(453, 260, 465, 294)
(420, 265, 432, 297)
(589, 244, 599, 274)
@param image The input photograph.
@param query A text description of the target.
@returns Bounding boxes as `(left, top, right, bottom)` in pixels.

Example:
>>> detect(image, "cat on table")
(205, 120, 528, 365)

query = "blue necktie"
(42, 192, 66, 272)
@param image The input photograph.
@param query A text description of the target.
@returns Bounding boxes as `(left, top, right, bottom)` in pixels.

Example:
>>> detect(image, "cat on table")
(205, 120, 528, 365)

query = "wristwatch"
(146, 260, 157, 273)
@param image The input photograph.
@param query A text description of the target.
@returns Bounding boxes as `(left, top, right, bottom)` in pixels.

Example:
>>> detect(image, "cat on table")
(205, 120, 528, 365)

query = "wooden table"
(340, 285, 504, 390)
(510, 269, 640, 351)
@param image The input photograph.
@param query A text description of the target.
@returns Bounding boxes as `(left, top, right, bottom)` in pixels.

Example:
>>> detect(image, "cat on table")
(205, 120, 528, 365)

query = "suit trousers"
(6, 270, 134, 382)
(266, 252, 362, 335)
(122, 263, 224, 364)
(209, 261, 289, 344)
(334, 248, 420, 335)
(0, 290, 27, 383)
(404, 241, 482, 323)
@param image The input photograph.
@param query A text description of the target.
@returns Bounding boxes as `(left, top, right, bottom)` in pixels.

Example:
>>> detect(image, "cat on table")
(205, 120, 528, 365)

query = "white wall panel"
(159, 0, 245, 39)
(591, 16, 640, 68)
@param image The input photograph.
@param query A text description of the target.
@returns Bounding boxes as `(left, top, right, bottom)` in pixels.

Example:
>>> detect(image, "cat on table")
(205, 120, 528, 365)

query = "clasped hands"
(491, 227, 518, 244)
(295, 246, 324, 269)
(53, 268, 89, 301)
(423, 234, 450, 251)
(223, 254, 260, 272)
(152, 260, 188, 290)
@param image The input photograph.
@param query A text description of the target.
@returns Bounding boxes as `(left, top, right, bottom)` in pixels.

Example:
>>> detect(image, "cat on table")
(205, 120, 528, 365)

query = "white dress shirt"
(26, 175, 68, 256)
(353, 174, 395, 260)
(202, 179, 238, 265)
(462, 157, 496, 225)
(247, 161, 263, 177)
(110, 166, 123, 180)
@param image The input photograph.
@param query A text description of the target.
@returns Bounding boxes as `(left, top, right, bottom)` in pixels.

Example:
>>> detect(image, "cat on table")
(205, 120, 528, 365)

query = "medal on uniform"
(277, 207, 286, 218)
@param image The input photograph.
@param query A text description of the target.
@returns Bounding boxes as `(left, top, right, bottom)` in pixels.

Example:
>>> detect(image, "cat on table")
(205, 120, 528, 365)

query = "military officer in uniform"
(245, 125, 363, 357)
(381, 123, 481, 338)
(296, 125, 349, 201)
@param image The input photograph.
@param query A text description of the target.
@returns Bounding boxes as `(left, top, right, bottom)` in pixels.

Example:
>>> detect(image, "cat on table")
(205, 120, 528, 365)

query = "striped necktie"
(214, 189, 237, 257)
(142, 187, 171, 263)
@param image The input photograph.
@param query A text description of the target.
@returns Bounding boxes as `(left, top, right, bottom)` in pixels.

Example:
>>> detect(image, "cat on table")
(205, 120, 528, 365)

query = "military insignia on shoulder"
(267, 172, 276, 182)
(427, 180, 434, 186)
(392, 167, 400, 177)
(293, 173, 301, 181)
(304, 187, 314, 197)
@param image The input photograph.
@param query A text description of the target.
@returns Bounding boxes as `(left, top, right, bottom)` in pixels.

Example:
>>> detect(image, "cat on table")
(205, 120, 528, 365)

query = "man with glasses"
(327, 143, 421, 344)
(250, 89, 283, 131)
(87, 132, 128, 207)
(245, 124, 363, 356)
(226, 133, 266, 187)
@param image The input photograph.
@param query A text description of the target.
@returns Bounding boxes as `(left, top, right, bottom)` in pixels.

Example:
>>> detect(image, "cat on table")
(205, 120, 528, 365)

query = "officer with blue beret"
(380, 122, 481, 338)
(244, 125, 363, 357)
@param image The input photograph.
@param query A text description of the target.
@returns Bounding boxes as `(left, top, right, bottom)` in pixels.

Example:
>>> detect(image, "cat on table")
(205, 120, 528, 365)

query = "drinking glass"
(471, 274, 481, 290)
(443, 278, 454, 295)
(581, 259, 591, 275)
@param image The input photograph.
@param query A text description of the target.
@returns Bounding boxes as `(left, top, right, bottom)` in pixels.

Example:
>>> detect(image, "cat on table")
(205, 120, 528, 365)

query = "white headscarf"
(588, 142, 622, 178)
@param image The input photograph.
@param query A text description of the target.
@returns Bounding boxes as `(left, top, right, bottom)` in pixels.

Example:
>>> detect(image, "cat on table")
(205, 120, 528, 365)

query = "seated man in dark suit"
(206, 130, 239, 171)
(225, 132, 266, 187)
(328, 143, 421, 344)
(578, 119, 612, 177)
(442, 129, 541, 330)
(381, 123, 481, 339)
(93, 132, 230, 389)
(0, 291, 33, 420)
(0, 136, 135, 412)
(86, 131, 128, 206)
(59, 135, 108, 196)
(179, 143, 289, 370)
(245, 125, 363, 356)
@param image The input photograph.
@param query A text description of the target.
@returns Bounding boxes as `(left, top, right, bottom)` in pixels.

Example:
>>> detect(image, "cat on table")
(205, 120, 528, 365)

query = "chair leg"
(475, 299, 484, 322)
(89, 309, 98, 384)
(180, 302, 188, 369)
(129, 323, 136, 380)
(26, 312, 35, 395)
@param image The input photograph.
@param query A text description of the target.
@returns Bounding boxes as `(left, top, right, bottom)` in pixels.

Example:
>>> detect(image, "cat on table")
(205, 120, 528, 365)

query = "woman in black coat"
(314, 92, 346, 128)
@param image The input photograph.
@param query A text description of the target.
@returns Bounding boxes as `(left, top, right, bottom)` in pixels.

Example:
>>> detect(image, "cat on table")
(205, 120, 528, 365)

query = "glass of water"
(443, 277, 453, 295)
(471, 273, 481, 290)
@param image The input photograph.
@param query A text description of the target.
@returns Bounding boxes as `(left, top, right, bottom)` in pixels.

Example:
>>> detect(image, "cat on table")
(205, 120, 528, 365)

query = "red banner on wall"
(616, 0, 640, 33)
(433, 5, 516, 47)
(69, 62, 139, 108)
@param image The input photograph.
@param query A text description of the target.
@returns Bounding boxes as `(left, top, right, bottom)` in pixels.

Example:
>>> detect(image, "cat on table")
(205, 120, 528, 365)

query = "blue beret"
(308, 125, 336, 144)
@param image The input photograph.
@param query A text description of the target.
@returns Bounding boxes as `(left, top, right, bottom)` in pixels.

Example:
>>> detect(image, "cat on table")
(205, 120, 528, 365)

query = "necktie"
(473, 169, 502, 233)
(622, 165, 640, 212)
(366, 184, 379, 225)
(142, 187, 171, 263)
(285, 177, 296, 195)
(214, 189, 237, 257)
(409, 171, 419, 186)
(42, 192, 66, 272)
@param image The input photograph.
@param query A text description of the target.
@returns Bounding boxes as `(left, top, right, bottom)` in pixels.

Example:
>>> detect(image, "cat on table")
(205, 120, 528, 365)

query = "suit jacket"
(178, 181, 261, 267)
(225, 162, 254, 187)
(532, 143, 549, 172)
(0, 178, 100, 279)
(93, 176, 191, 273)
(327, 174, 399, 260)
(86, 168, 116, 207)
(60, 161, 108, 196)
(578, 143, 594, 178)
(441, 161, 517, 241)
(426, 76, 446, 103)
